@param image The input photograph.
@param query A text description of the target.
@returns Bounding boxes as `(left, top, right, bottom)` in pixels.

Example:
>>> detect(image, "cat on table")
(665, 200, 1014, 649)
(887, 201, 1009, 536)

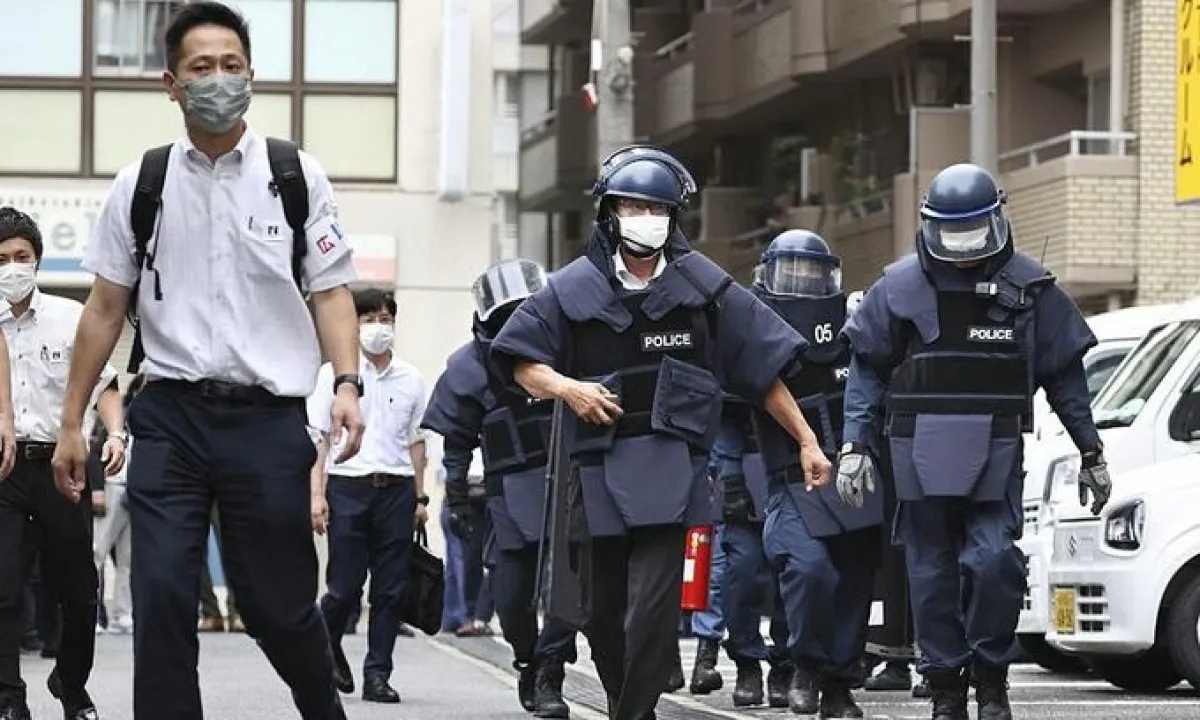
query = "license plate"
(1053, 587, 1077, 635)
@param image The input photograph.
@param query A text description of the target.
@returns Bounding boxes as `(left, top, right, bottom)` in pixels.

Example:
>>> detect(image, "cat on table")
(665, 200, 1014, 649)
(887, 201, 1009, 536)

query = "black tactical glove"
(1078, 449, 1112, 516)
(722, 474, 755, 523)
(445, 476, 475, 541)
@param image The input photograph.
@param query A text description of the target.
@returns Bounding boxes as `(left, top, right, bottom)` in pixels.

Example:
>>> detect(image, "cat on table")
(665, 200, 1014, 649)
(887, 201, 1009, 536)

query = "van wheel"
(1018, 634, 1089, 675)
(1085, 652, 1181, 692)
(1166, 573, 1200, 691)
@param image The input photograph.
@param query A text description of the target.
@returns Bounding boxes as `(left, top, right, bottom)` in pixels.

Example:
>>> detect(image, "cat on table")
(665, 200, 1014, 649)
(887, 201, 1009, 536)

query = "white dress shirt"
(307, 355, 428, 477)
(83, 127, 358, 398)
(614, 250, 666, 291)
(1, 290, 119, 443)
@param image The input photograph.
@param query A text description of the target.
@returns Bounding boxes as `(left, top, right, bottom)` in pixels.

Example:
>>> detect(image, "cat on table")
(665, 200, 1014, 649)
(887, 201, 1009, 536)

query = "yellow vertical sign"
(1179, 0, 1200, 202)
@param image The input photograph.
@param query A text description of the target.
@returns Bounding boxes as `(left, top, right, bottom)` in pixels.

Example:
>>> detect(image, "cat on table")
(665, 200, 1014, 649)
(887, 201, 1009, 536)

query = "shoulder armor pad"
(992, 253, 1056, 311)
(640, 250, 733, 321)
(672, 251, 733, 303)
(882, 253, 922, 279)
(548, 257, 620, 324)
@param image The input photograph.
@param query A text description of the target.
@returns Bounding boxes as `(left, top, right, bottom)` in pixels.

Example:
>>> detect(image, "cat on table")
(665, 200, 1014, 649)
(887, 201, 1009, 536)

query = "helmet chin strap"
(620, 237, 661, 259)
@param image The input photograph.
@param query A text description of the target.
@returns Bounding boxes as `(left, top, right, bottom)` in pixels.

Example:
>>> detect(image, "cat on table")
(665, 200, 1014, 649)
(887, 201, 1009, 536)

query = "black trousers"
(460, 508, 491, 620)
(585, 525, 686, 720)
(127, 382, 340, 720)
(494, 544, 578, 667)
(0, 454, 97, 703)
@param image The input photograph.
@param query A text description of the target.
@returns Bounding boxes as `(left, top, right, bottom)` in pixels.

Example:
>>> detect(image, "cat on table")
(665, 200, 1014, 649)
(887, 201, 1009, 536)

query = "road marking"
(861, 700, 1200, 706)
(429, 638, 610, 720)
(560, 655, 758, 720)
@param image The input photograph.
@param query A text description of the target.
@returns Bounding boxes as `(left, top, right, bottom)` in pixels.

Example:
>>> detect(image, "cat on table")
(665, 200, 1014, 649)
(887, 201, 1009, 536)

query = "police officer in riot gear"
(750, 230, 881, 719)
(420, 259, 576, 718)
(489, 145, 832, 720)
(838, 163, 1110, 720)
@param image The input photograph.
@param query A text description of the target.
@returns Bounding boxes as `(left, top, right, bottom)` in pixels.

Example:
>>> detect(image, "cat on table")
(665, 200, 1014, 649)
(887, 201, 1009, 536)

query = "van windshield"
(1092, 321, 1200, 428)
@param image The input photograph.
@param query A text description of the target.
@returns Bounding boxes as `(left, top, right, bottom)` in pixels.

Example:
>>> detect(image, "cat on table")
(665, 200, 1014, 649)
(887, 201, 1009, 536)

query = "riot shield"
(533, 401, 590, 629)
(865, 431, 918, 661)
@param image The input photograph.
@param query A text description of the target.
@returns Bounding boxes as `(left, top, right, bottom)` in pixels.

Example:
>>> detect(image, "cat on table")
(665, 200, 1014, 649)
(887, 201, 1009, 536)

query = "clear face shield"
(920, 210, 1009, 263)
(760, 255, 842, 298)
(471, 259, 548, 322)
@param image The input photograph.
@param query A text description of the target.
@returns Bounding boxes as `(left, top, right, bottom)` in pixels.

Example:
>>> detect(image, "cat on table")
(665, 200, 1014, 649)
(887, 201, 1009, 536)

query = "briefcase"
(402, 526, 444, 636)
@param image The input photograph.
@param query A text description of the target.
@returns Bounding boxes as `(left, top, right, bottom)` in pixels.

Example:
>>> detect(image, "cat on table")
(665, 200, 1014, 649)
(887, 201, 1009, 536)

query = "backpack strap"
(265, 137, 309, 292)
(126, 144, 172, 373)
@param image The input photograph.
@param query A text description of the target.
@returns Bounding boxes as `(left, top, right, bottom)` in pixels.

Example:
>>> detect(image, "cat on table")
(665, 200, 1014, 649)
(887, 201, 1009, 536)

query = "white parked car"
(1016, 303, 1179, 673)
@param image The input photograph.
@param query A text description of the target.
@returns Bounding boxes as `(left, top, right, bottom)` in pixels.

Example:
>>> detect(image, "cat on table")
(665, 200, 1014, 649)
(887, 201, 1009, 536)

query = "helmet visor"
(471, 259, 548, 321)
(761, 256, 842, 297)
(920, 212, 1008, 263)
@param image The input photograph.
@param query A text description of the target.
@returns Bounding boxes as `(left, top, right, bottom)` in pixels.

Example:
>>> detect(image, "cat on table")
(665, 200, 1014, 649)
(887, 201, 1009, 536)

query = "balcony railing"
(654, 32, 694, 60)
(998, 130, 1137, 173)
(521, 109, 558, 144)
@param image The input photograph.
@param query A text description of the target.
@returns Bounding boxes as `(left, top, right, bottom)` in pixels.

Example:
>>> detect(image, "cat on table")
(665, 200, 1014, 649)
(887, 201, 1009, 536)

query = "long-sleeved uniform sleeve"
(839, 280, 901, 448)
(1033, 284, 1101, 452)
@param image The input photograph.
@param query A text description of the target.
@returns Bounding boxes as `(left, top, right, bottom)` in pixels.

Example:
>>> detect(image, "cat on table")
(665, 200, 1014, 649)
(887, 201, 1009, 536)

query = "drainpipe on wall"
(1109, 0, 1125, 153)
(438, 0, 471, 202)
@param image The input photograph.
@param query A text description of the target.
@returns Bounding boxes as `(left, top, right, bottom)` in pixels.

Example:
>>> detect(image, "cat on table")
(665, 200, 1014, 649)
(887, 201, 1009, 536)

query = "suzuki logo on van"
(640, 331, 694, 352)
(967, 325, 1014, 343)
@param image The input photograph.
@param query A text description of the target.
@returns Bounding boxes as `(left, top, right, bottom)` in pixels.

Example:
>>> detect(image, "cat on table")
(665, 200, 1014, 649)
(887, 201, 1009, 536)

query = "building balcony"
(895, 0, 970, 32)
(645, 32, 697, 145)
(518, 101, 596, 213)
(824, 0, 904, 69)
(493, 113, 520, 193)
(520, 0, 588, 45)
(999, 130, 1139, 298)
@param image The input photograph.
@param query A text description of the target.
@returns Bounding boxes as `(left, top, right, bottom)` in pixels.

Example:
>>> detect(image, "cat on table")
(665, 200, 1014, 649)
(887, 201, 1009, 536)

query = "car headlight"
(1104, 500, 1146, 551)
(1043, 454, 1081, 502)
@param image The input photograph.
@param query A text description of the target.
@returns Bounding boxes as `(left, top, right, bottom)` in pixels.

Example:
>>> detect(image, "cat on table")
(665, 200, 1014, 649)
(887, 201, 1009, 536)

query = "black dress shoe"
(330, 642, 354, 695)
(514, 661, 536, 711)
(361, 677, 401, 703)
(48, 671, 100, 720)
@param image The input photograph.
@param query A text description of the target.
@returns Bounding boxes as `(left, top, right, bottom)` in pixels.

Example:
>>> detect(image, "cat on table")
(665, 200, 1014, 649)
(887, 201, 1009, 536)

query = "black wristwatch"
(333, 373, 364, 397)
(416, 495, 431, 507)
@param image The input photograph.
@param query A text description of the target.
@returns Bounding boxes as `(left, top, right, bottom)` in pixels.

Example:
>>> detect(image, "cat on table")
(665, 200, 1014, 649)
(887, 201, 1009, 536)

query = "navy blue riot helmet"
(754, 229, 842, 298)
(592, 145, 698, 257)
(918, 163, 1011, 264)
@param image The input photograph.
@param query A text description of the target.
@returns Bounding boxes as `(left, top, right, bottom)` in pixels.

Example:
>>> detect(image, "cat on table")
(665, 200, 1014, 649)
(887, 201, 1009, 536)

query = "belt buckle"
(370, 474, 390, 488)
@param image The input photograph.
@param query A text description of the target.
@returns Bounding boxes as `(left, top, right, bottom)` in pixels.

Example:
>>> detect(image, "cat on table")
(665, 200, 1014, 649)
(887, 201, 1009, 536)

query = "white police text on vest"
(967, 325, 1014, 343)
(833, 366, 850, 382)
(640, 331, 694, 352)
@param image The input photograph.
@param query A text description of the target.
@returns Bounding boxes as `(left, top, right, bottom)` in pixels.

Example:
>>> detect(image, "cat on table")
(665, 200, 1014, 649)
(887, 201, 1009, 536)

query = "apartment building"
(519, 0, 1197, 308)
(0, 0, 498, 384)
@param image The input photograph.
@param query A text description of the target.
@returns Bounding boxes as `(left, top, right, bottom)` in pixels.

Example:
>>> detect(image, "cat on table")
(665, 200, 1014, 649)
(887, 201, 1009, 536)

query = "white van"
(1042, 301, 1200, 690)
(1016, 304, 1175, 671)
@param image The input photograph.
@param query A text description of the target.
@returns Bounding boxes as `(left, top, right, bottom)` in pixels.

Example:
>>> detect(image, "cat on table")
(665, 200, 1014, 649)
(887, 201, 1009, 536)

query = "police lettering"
(833, 366, 850, 382)
(967, 325, 1014, 343)
(640, 331, 694, 352)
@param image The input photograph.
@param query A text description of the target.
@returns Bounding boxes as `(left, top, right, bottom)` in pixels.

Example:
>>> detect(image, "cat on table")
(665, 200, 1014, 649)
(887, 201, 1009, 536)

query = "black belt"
(152, 379, 301, 408)
(333, 473, 412, 488)
(16, 442, 54, 461)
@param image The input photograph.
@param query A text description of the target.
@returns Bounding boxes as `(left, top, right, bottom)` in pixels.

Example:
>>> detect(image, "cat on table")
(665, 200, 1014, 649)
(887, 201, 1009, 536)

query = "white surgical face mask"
(0, 262, 36, 304)
(359, 322, 394, 356)
(618, 215, 670, 254)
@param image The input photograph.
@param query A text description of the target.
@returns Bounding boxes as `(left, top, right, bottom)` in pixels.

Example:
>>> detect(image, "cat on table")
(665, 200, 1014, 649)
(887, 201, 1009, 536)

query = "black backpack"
(126, 137, 309, 373)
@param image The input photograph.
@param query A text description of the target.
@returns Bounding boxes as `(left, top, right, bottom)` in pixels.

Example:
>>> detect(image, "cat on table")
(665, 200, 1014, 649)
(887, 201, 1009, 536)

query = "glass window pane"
(0, 0, 83, 77)
(303, 95, 395, 180)
(303, 1, 397, 84)
(93, 90, 294, 173)
(94, 0, 184, 77)
(227, 0, 292, 81)
(0, 90, 82, 173)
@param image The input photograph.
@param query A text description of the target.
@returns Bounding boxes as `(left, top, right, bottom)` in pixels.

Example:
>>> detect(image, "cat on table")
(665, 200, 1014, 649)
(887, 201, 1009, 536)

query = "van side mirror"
(1168, 393, 1200, 442)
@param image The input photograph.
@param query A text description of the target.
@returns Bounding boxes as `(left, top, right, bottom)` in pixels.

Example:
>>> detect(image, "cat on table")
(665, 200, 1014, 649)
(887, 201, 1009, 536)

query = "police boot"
(532, 662, 570, 719)
(766, 662, 793, 708)
(818, 680, 864, 719)
(513, 661, 536, 712)
(688, 638, 723, 694)
(926, 670, 969, 720)
(788, 666, 820, 715)
(731, 661, 764, 707)
(864, 661, 912, 691)
(972, 665, 1013, 720)
(664, 653, 685, 693)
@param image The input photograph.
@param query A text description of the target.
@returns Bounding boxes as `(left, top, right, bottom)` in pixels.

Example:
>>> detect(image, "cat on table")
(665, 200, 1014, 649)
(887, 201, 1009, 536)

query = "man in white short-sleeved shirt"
(307, 288, 429, 704)
(52, 4, 364, 720)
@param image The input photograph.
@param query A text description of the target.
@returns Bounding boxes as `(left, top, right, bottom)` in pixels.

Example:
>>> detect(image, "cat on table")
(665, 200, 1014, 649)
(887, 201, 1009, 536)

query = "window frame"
(0, 0, 399, 182)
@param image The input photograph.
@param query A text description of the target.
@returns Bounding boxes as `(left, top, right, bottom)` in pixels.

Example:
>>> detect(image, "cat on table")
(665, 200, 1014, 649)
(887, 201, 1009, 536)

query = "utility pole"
(590, 0, 635, 167)
(970, 0, 998, 175)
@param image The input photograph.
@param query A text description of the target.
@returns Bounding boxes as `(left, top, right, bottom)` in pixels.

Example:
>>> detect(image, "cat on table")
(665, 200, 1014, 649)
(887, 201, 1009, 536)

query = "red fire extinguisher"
(680, 524, 715, 611)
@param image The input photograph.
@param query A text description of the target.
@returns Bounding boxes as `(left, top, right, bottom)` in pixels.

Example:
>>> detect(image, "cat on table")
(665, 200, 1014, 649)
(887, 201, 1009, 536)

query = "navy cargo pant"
(0, 452, 97, 706)
(720, 522, 789, 667)
(895, 477, 1026, 674)
(764, 491, 879, 684)
(493, 543, 578, 667)
(126, 380, 342, 720)
(319, 474, 415, 683)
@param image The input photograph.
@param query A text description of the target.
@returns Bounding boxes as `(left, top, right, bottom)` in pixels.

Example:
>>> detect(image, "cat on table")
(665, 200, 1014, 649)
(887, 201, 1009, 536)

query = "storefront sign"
(0, 189, 396, 288)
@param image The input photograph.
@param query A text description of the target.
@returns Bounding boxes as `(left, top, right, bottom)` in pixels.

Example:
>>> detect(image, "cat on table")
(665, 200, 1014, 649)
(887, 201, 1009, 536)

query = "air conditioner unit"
(915, 58, 949, 106)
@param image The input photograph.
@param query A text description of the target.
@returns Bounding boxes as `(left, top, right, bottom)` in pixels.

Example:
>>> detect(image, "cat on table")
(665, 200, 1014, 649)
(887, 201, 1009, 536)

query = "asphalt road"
(21, 627, 1200, 719)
